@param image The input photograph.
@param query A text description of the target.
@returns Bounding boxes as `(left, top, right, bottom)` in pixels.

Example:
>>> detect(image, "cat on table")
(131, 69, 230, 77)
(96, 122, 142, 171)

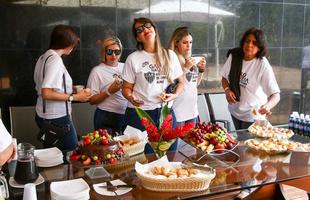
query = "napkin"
(93, 179, 132, 196)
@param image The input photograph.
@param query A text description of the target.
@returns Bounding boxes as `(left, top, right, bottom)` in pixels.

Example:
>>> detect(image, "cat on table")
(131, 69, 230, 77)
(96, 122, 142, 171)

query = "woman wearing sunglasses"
(87, 36, 127, 136)
(122, 17, 184, 132)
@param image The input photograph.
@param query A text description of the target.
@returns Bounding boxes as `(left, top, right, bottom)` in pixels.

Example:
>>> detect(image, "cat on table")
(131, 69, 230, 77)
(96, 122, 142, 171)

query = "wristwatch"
(68, 94, 74, 102)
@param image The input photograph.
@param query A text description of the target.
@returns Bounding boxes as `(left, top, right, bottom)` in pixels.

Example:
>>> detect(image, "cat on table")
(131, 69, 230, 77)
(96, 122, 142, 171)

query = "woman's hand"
(225, 89, 237, 104)
(197, 57, 206, 71)
(161, 93, 178, 102)
(108, 80, 122, 94)
(258, 104, 272, 115)
(184, 58, 194, 71)
(74, 89, 92, 102)
(128, 95, 144, 107)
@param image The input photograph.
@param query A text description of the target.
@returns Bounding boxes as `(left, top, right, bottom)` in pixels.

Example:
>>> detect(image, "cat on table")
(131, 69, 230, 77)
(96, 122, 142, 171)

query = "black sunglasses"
(106, 49, 121, 55)
(135, 22, 152, 34)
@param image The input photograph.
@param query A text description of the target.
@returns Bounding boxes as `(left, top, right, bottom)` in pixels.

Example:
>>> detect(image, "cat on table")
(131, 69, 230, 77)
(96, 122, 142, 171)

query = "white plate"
(35, 147, 62, 161)
(9, 174, 45, 188)
(36, 159, 64, 167)
(50, 178, 90, 197)
(93, 179, 132, 196)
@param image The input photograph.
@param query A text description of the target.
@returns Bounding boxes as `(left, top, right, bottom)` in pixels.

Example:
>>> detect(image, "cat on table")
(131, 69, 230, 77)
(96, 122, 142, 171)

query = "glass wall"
(0, 0, 309, 126)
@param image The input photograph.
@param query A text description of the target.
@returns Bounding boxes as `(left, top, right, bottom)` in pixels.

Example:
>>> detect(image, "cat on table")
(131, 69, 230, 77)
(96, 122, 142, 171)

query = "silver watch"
(68, 94, 74, 102)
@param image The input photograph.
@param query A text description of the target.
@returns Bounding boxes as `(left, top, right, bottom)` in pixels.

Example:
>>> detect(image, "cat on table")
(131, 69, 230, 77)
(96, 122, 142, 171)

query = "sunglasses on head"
(135, 22, 152, 34)
(106, 49, 121, 55)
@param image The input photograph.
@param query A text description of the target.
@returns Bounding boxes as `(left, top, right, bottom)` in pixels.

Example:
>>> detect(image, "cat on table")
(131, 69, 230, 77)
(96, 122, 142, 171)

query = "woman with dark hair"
(87, 36, 127, 136)
(34, 25, 91, 151)
(220, 27, 280, 130)
(168, 27, 206, 127)
(122, 17, 184, 131)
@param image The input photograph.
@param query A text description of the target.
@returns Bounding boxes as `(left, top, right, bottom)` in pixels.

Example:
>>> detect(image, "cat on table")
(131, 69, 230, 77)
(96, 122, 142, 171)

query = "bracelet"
(198, 68, 205, 73)
(105, 88, 111, 96)
(224, 87, 230, 92)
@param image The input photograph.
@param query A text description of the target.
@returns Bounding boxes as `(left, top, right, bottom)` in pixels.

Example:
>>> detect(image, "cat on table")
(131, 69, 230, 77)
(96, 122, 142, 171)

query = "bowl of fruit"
(68, 129, 128, 168)
(182, 122, 238, 155)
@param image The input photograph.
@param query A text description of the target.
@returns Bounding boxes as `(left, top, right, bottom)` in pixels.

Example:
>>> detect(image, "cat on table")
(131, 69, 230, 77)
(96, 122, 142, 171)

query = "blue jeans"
(171, 109, 197, 151)
(124, 107, 161, 154)
(94, 108, 125, 137)
(231, 115, 253, 130)
(35, 114, 78, 151)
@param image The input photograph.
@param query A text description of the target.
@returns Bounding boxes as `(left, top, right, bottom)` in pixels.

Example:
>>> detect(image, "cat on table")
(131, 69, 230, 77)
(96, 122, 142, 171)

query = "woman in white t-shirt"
(220, 28, 280, 129)
(0, 119, 15, 166)
(168, 27, 206, 127)
(34, 25, 91, 151)
(87, 36, 127, 136)
(122, 17, 184, 131)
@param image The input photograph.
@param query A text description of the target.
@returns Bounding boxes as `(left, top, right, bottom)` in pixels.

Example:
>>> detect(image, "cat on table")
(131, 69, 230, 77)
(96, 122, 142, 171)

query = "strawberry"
(83, 138, 91, 145)
(70, 154, 81, 161)
(109, 157, 117, 164)
(225, 133, 236, 144)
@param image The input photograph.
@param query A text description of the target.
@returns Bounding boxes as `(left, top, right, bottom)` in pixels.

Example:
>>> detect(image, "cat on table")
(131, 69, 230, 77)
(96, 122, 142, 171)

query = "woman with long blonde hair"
(168, 27, 206, 127)
(122, 17, 184, 131)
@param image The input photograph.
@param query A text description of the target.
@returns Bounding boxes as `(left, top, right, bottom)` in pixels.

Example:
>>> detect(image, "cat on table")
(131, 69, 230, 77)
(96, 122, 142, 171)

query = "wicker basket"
(136, 171, 215, 192)
(122, 140, 147, 157)
(135, 160, 216, 192)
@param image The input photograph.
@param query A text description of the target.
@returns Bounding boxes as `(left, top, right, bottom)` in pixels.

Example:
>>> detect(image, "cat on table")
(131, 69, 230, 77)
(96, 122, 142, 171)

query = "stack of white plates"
(34, 147, 63, 167)
(50, 178, 90, 200)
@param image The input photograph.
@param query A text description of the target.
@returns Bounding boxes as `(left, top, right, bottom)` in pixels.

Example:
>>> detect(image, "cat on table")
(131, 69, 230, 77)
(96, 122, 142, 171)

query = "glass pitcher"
(14, 143, 38, 184)
(0, 170, 9, 200)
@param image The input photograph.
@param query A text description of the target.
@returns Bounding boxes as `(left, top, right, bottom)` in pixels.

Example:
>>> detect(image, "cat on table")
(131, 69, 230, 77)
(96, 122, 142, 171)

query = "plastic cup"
(23, 183, 37, 200)
(74, 85, 85, 93)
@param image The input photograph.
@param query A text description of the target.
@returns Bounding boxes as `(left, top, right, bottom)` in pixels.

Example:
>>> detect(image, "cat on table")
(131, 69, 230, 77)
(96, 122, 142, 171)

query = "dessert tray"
(114, 126, 148, 157)
(248, 124, 294, 139)
(135, 156, 216, 192)
(245, 138, 310, 153)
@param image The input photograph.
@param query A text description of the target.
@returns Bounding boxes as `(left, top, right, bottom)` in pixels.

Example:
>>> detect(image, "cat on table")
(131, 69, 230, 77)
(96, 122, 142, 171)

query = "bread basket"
(135, 156, 215, 192)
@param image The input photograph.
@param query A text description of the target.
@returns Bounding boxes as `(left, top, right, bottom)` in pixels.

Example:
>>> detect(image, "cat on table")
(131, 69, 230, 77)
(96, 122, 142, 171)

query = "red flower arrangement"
(136, 105, 194, 158)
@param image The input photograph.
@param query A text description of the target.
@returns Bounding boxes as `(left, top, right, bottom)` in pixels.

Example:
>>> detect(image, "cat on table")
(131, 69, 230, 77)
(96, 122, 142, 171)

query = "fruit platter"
(181, 122, 238, 155)
(68, 129, 128, 168)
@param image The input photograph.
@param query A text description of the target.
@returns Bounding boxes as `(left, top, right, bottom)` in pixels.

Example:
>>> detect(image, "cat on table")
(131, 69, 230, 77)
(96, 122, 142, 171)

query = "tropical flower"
(135, 105, 195, 143)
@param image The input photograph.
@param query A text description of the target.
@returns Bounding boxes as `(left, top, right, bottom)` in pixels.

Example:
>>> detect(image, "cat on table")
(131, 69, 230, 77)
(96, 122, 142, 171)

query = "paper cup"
(74, 85, 85, 93)
(23, 183, 37, 200)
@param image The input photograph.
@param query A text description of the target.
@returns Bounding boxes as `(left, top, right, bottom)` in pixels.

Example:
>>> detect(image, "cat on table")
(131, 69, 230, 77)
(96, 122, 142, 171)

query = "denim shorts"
(94, 108, 125, 136)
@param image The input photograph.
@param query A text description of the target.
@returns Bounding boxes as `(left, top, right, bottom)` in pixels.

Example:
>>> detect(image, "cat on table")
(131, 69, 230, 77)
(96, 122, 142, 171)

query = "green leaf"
(135, 107, 156, 125)
(159, 104, 170, 128)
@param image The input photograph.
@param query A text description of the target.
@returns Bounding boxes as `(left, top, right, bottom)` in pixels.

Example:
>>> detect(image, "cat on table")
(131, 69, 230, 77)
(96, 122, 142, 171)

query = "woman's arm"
(42, 88, 91, 102)
(122, 81, 144, 107)
(221, 77, 237, 104)
(196, 57, 206, 85)
(0, 143, 14, 166)
(89, 80, 121, 105)
(164, 75, 185, 102)
(258, 93, 280, 115)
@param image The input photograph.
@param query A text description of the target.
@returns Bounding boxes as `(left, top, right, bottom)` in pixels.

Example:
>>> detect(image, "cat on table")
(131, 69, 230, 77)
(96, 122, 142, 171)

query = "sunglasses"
(106, 49, 121, 55)
(135, 22, 152, 34)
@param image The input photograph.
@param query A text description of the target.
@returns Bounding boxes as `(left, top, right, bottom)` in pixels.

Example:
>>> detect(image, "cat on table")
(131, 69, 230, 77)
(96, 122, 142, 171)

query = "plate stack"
(50, 178, 90, 200)
(34, 147, 63, 167)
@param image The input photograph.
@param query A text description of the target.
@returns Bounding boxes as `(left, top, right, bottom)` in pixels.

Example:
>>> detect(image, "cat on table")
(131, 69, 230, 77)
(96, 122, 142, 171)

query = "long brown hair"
(132, 18, 172, 82)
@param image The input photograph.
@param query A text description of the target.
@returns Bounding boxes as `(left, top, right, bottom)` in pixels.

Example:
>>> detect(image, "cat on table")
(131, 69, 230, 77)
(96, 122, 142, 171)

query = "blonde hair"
(132, 18, 173, 82)
(98, 36, 123, 62)
(168, 27, 192, 67)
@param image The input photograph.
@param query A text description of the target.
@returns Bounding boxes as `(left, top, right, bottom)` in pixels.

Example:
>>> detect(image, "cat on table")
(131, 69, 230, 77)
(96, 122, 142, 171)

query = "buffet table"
(7, 128, 310, 200)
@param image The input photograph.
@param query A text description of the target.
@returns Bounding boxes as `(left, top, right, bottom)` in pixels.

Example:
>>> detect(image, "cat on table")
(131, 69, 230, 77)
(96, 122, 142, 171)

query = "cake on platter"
(69, 129, 125, 166)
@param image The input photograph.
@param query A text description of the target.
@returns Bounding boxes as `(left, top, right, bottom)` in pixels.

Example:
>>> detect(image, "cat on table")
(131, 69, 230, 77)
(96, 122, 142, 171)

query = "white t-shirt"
(87, 62, 127, 114)
(34, 49, 73, 119)
(0, 119, 12, 152)
(220, 55, 280, 122)
(122, 50, 183, 110)
(172, 67, 199, 122)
